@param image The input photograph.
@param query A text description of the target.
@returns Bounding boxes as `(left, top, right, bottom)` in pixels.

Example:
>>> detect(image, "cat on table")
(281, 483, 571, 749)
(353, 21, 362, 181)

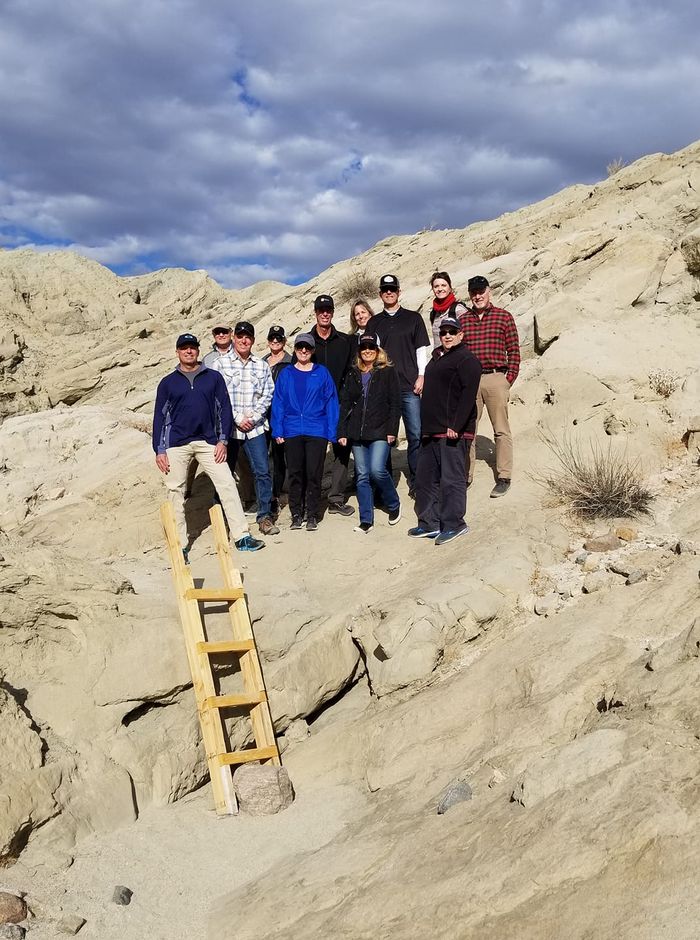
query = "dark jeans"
(328, 441, 352, 506)
(388, 390, 422, 486)
(415, 437, 469, 533)
(285, 435, 327, 520)
(353, 440, 400, 525)
(227, 434, 273, 522)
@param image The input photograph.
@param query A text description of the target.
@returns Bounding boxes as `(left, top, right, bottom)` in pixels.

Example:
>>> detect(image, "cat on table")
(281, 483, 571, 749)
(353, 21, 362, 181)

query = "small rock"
(437, 779, 473, 814)
(0, 894, 26, 926)
(582, 556, 600, 573)
(58, 914, 87, 935)
(675, 539, 697, 555)
(615, 525, 638, 542)
(487, 767, 507, 789)
(584, 533, 622, 553)
(573, 550, 589, 565)
(535, 593, 561, 616)
(234, 764, 294, 815)
(284, 718, 309, 745)
(0, 925, 25, 939)
(608, 559, 635, 577)
(687, 414, 700, 433)
(112, 886, 133, 906)
(583, 571, 613, 594)
(626, 569, 646, 585)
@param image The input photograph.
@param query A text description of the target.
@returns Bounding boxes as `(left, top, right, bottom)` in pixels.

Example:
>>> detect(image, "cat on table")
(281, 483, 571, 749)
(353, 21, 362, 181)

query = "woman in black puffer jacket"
(338, 334, 402, 533)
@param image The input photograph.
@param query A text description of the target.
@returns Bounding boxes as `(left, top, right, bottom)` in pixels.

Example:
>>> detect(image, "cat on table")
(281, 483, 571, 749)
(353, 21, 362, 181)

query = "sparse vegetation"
(648, 368, 680, 398)
(335, 269, 377, 305)
(537, 431, 653, 520)
(680, 235, 700, 276)
(606, 157, 627, 177)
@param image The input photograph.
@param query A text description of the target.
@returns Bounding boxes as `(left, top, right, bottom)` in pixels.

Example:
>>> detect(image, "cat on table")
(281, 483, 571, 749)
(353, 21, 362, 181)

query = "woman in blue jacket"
(271, 333, 339, 531)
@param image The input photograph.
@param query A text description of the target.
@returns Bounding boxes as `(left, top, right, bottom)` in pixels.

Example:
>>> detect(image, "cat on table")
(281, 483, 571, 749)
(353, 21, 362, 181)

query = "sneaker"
(354, 522, 373, 533)
(490, 479, 511, 498)
(407, 526, 439, 538)
(306, 517, 318, 531)
(182, 547, 190, 565)
(388, 505, 401, 525)
(435, 526, 470, 546)
(327, 502, 354, 516)
(290, 515, 303, 530)
(258, 516, 280, 536)
(234, 534, 265, 552)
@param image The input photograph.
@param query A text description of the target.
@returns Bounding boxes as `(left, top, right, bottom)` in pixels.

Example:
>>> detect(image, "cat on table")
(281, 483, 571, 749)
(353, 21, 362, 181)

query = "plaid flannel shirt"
(461, 304, 520, 385)
(212, 352, 274, 440)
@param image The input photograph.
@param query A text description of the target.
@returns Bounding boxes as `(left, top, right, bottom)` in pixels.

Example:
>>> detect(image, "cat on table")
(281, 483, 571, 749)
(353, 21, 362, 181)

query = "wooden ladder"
(160, 500, 280, 815)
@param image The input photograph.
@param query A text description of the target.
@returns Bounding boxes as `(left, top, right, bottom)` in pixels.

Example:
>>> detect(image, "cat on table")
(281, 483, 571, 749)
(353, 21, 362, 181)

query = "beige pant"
(468, 371, 513, 482)
(165, 441, 248, 546)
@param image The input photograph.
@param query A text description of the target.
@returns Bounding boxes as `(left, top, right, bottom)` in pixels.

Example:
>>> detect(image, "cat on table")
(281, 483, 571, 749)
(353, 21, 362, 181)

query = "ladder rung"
(185, 587, 245, 602)
(196, 639, 255, 655)
(217, 746, 278, 766)
(204, 691, 267, 709)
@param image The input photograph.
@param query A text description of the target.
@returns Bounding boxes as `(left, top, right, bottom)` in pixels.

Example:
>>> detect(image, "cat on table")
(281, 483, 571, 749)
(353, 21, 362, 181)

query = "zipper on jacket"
(359, 372, 372, 439)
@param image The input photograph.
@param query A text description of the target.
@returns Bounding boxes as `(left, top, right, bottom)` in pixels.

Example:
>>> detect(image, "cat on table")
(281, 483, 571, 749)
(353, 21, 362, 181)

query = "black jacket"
(337, 365, 401, 442)
(310, 325, 352, 391)
(420, 344, 482, 437)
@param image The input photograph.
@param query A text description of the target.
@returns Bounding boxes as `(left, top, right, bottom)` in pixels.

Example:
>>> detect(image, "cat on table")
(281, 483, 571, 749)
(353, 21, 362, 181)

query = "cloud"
(0, 0, 698, 288)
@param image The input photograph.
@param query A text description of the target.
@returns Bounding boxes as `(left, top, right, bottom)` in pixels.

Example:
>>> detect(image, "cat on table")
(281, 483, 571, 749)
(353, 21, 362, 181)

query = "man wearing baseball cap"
(202, 324, 233, 367)
(464, 276, 520, 497)
(371, 274, 431, 495)
(152, 333, 264, 555)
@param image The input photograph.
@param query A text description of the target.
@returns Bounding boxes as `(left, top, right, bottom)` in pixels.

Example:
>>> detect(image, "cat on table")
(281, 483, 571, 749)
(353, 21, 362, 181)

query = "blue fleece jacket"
(270, 364, 339, 442)
(152, 366, 233, 453)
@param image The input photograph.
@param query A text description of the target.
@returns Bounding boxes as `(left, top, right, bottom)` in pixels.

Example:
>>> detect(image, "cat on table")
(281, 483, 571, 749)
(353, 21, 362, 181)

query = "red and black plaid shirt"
(459, 305, 520, 385)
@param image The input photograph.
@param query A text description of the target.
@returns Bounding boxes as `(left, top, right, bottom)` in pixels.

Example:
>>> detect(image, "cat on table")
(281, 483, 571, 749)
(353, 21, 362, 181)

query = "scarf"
(431, 291, 456, 316)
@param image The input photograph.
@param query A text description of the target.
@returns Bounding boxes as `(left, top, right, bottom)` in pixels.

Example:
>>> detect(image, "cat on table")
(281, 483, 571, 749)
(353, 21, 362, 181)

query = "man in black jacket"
(309, 294, 354, 515)
(409, 317, 481, 545)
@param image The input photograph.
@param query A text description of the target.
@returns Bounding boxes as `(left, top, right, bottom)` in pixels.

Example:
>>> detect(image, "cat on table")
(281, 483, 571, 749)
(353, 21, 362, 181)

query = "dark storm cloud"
(0, 0, 698, 286)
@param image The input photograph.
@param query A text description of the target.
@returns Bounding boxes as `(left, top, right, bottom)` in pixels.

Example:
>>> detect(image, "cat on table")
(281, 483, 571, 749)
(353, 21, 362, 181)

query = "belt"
(481, 367, 508, 374)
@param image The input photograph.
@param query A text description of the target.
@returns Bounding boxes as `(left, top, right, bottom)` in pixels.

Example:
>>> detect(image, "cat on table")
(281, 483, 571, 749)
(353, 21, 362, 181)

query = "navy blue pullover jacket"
(152, 366, 233, 453)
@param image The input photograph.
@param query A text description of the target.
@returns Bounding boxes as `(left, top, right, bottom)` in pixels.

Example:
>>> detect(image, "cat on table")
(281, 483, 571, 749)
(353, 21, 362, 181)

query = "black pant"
(285, 436, 327, 519)
(327, 441, 352, 506)
(415, 437, 468, 533)
(266, 431, 287, 499)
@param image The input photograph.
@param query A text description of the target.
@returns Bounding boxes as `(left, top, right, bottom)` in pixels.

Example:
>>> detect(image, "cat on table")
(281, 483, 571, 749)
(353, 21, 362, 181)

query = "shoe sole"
(435, 527, 470, 546)
(388, 509, 401, 525)
(408, 530, 439, 539)
(353, 526, 373, 533)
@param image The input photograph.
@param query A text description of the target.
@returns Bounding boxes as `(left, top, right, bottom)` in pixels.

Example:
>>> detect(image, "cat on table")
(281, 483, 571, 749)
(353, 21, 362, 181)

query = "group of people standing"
(152, 271, 520, 555)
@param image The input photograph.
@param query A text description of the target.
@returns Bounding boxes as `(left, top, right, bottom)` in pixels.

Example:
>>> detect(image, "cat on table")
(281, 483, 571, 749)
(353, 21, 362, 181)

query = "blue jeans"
(228, 434, 272, 522)
(353, 440, 400, 525)
(400, 390, 422, 485)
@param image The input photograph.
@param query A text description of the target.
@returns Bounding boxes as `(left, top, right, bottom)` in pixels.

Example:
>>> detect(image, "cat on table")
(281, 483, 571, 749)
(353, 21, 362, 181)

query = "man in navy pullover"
(153, 333, 264, 555)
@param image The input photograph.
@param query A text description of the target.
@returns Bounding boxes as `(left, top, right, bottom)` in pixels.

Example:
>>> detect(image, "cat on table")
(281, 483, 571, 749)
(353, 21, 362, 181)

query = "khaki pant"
(468, 371, 513, 482)
(165, 441, 248, 546)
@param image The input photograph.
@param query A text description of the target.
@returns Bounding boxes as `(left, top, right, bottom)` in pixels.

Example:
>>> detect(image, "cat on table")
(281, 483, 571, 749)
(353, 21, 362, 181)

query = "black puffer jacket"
(337, 365, 401, 442)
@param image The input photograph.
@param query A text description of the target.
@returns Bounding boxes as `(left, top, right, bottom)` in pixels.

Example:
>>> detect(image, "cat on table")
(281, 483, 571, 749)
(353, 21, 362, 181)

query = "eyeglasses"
(439, 328, 459, 336)
(295, 344, 313, 352)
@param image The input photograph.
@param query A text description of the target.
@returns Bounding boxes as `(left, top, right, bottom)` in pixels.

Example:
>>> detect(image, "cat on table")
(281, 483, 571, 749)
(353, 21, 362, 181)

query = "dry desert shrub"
(537, 431, 653, 520)
(648, 368, 680, 398)
(606, 157, 627, 177)
(336, 269, 377, 305)
(680, 239, 700, 276)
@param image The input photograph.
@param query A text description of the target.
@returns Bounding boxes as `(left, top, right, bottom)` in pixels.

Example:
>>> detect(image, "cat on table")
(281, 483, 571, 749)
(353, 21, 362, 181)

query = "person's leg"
(328, 442, 352, 507)
(352, 443, 373, 525)
(284, 437, 304, 519)
(192, 441, 249, 542)
(233, 446, 257, 505)
(304, 436, 327, 520)
(243, 434, 273, 521)
(438, 438, 468, 532)
(468, 380, 485, 484)
(164, 443, 196, 547)
(270, 437, 286, 501)
(368, 440, 399, 512)
(184, 457, 198, 498)
(414, 438, 440, 532)
(482, 372, 513, 480)
(400, 390, 422, 487)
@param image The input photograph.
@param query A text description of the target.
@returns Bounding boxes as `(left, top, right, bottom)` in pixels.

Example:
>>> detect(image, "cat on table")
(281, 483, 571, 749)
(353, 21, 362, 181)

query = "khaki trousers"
(468, 371, 513, 482)
(165, 441, 248, 546)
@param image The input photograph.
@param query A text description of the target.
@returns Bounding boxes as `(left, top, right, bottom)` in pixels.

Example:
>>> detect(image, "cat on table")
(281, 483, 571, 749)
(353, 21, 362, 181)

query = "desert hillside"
(0, 141, 699, 939)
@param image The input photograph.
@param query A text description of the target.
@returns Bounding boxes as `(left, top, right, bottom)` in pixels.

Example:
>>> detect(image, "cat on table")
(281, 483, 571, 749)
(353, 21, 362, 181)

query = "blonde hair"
(356, 346, 392, 372)
(349, 298, 375, 335)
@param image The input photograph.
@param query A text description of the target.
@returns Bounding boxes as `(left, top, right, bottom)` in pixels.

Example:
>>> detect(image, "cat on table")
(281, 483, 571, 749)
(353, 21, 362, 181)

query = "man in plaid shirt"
(213, 321, 279, 535)
(462, 276, 520, 497)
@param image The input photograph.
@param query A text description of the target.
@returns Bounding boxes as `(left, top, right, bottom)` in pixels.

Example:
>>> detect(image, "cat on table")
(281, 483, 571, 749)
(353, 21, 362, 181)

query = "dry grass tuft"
(537, 431, 653, 520)
(606, 157, 627, 177)
(335, 269, 377, 306)
(648, 368, 680, 398)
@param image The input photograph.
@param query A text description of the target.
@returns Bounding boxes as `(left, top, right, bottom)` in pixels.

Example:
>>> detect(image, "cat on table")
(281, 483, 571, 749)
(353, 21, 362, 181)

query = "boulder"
(234, 764, 294, 816)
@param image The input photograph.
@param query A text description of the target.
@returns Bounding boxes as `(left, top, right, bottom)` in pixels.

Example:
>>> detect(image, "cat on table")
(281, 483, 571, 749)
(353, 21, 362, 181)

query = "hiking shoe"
(327, 502, 354, 516)
(234, 534, 265, 552)
(290, 515, 303, 530)
(354, 522, 373, 533)
(388, 504, 401, 525)
(435, 526, 470, 546)
(306, 516, 318, 531)
(490, 479, 511, 498)
(407, 526, 439, 539)
(258, 516, 280, 536)
(182, 547, 190, 565)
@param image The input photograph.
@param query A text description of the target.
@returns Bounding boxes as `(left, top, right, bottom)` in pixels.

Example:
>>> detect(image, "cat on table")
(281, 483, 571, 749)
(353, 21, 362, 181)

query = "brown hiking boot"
(258, 516, 280, 535)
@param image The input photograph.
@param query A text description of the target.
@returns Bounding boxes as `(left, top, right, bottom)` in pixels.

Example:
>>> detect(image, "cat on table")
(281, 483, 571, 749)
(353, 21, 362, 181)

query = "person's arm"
(212, 371, 233, 443)
(504, 313, 521, 385)
(449, 356, 482, 433)
(324, 369, 340, 442)
(270, 371, 287, 441)
(386, 368, 401, 441)
(413, 313, 432, 392)
(251, 360, 275, 424)
(337, 373, 354, 441)
(152, 378, 169, 454)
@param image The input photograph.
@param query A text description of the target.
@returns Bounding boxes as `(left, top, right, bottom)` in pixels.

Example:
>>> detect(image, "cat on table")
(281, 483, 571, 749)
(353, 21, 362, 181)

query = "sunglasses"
(380, 288, 398, 294)
(439, 328, 459, 336)
(213, 328, 231, 336)
(295, 343, 313, 352)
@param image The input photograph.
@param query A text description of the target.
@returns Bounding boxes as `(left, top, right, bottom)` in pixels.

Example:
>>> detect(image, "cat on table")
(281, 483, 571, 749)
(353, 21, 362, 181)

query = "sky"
(0, 0, 698, 289)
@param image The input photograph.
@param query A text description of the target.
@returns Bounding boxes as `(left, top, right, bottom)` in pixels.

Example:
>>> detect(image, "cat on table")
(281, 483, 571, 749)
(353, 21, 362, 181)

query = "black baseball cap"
(438, 317, 462, 332)
(267, 325, 286, 341)
(314, 294, 334, 311)
(176, 333, 199, 348)
(358, 332, 379, 348)
(234, 321, 255, 337)
(379, 274, 400, 291)
(468, 276, 490, 293)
